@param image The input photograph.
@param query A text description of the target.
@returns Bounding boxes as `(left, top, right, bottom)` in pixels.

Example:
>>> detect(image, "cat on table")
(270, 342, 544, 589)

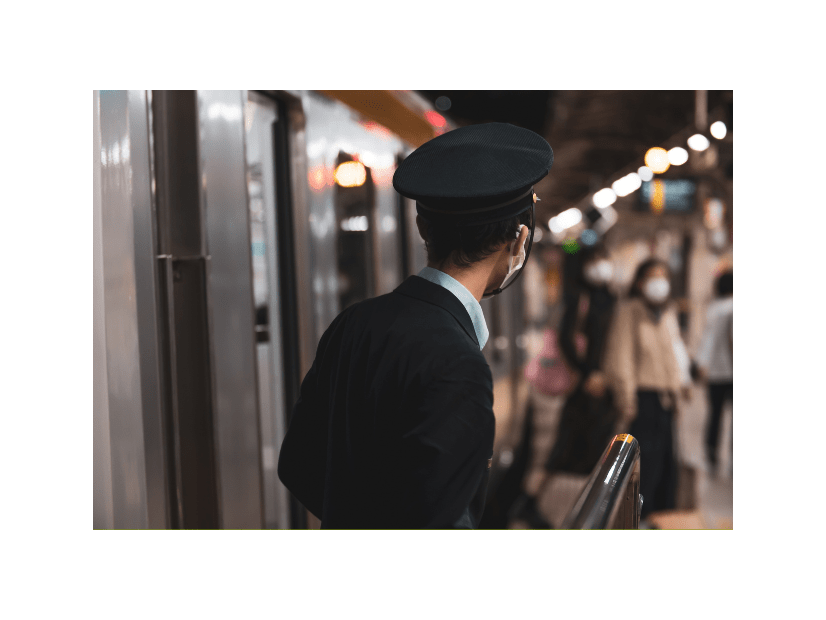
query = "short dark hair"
(716, 270, 733, 296)
(421, 209, 533, 268)
(629, 257, 669, 298)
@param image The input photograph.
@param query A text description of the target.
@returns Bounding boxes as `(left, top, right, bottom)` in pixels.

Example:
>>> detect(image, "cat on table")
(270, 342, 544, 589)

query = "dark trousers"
(629, 391, 677, 519)
(705, 381, 733, 465)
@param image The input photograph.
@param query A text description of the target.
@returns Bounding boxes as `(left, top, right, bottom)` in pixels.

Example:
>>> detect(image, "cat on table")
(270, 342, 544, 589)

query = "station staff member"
(278, 123, 554, 528)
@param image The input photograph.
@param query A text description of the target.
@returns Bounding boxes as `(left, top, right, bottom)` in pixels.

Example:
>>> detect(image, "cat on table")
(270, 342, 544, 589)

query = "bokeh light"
(340, 215, 369, 231)
(562, 238, 580, 254)
(580, 229, 598, 246)
(687, 133, 710, 151)
(710, 121, 727, 139)
(424, 110, 447, 128)
(361, 121, 393, 140)
(668, 147, 689, 165)
(612, 172, 642, 197)
(593, 188, 617, 208)
(334, 161, 366, 187)
(435, 96, 451, 111)
(650, 179, 665, 214)
(645, 147, 670, 173)
(704, 198, 724, 229)
(638, 166, 654, 182)
(308, 165, 327, 191)
(558, 207, 582, 229)
(549, 207, 582, 234)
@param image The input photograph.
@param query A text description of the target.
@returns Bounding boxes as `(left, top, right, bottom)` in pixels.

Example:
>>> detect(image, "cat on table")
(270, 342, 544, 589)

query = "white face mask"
(499, 226, 527, 290)
(584, 260, 613, 285)
(643, 277, 670, 304)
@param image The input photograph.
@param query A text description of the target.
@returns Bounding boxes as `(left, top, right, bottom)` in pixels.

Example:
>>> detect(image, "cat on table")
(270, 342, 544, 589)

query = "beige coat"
(603, 297, 689, 423)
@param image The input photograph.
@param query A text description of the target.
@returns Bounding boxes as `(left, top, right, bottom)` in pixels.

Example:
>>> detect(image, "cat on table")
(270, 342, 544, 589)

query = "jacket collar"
(394, 276, 479, 347)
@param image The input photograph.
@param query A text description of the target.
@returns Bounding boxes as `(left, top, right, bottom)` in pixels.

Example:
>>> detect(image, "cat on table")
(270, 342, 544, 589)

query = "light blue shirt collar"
(416, 267, 489, 350)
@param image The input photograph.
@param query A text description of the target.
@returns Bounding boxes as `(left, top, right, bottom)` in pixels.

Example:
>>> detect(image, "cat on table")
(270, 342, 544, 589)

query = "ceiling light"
(593, 188, 617, 208)
(556, 207, 583, 230)
(645, 147, 670, 174)
(612, 172, 642, 197)
(638, 166, 654, 182)
(668, 147, 689, 165)
(687, 134, 710, 151)
(710, 121, 727, 139)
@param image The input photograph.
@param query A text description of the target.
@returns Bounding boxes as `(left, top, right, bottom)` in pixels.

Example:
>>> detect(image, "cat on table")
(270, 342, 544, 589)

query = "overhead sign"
(638, 179, 696, 213)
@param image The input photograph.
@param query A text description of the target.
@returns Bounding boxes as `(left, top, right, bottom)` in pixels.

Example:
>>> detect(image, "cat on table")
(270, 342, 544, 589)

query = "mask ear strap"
(483, 203, 535, 298)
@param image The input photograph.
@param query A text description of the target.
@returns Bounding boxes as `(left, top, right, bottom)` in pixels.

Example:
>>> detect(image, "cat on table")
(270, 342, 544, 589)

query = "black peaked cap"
(393, 122, 553, 226)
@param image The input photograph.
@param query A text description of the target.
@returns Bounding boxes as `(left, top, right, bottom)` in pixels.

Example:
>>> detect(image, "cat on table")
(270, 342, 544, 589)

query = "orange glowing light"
(308, 166, 326, 191)
(644, 147, 670, 174)
(424, 110, 446, 128)
(651, 179, 665, 214)
(334, 161, 367, 188)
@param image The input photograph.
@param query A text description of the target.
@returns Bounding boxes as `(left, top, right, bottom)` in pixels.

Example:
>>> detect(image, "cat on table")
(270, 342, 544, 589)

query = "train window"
(334, 151, 377, 310)
(244, 92, 291, 529)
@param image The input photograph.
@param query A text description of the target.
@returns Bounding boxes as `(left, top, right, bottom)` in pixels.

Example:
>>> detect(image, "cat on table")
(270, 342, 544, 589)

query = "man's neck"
(426, 259, 497, 302)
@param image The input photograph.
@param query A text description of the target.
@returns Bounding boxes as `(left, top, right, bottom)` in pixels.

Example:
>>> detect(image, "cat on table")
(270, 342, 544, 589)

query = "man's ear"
(513, 224, 529, 256)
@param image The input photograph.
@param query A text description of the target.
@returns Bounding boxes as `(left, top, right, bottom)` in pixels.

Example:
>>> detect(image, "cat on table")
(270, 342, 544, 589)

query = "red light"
(425, 110, 446, 128)
(362, 121, 393, 139)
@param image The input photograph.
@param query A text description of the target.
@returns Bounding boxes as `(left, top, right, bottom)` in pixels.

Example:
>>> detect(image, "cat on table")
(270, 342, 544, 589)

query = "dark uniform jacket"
(278, 275, 495, 529)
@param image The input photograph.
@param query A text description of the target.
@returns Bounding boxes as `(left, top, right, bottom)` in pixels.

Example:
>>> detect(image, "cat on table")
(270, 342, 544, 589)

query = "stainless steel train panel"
(93, 91, 114, 530)
(132, 91, 170, 529)
(301, 91, 342, 338)
(369, 137, 406, 297)
(280, 93, 316, 378)
(197, 90, 264, 529)
(152, 90, 219, 529)
(244, 92, 291, 529)
(97, 90, 157, 528)
(300, 92, 408, 340)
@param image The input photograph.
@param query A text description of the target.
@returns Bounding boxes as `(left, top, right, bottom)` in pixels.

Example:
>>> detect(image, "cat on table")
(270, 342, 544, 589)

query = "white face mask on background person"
(643, 277, 670, 304)
(584, 259, 613, 285)
(498, 226, 527, 290)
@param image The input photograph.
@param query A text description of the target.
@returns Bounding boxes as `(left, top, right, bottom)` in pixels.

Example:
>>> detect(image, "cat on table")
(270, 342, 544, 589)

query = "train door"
(334, 151, 377, 310)
(243, 92, 292, 529)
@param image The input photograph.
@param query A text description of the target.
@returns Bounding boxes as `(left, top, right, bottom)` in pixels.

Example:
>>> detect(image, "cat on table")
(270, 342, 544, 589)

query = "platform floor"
(510, 385, 733, 530)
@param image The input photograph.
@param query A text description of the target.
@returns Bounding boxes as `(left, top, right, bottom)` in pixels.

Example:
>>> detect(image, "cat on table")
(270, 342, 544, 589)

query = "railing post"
(610, 457, 641, 529)
(562, 434, 641, 529)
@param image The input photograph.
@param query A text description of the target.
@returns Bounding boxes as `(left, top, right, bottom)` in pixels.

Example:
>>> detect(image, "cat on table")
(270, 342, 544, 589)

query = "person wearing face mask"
(278, 123, 553, 528)
(603, 258, 692, 521)
(560, 247, 618, 407)
(512, 245, 619, 528)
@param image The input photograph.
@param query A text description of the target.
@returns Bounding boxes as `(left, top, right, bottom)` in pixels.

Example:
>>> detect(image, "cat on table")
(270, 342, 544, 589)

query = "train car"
(93, 90, 534, 529)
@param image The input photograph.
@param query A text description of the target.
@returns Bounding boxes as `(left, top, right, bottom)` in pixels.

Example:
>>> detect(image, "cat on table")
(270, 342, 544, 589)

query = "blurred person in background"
(603, 258, 692, 523)
(695, 270, 733, 474)
(515, 245, 619, 528)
